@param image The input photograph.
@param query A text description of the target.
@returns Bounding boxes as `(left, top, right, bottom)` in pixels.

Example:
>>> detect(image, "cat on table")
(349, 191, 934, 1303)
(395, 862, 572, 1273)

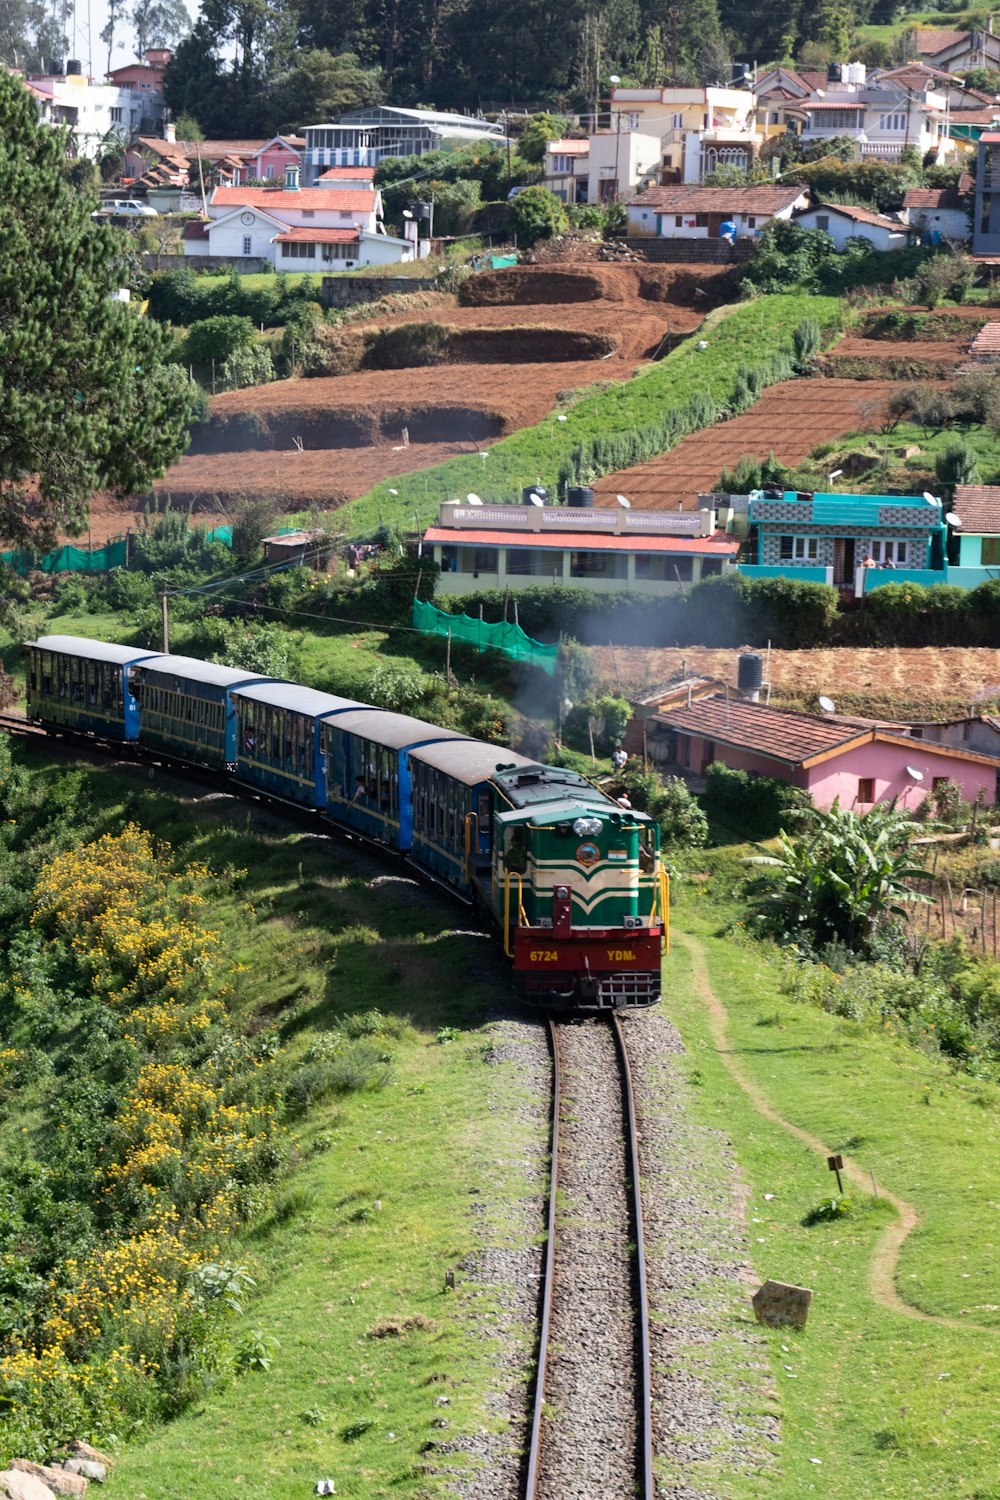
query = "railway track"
(526, 1013, 654, 1500)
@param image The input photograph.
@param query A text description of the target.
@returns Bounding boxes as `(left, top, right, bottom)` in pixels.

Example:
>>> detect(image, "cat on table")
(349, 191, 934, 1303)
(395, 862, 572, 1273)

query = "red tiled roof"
(912, 28, 968, 54)
(626, 184, 805, 213)
(181, 219, 210, 240)
(948, 106, 1000, 124)
(651, 695, 871, 767)
(423, 527, 740, 555)
(903, 184, 971, 209)
(317, 166, 376, 179)
(273, 227, 360, 244)
(211, 186, 376, 211)
(953, 484, 1000, 532)
(970, 323, 1000, 356)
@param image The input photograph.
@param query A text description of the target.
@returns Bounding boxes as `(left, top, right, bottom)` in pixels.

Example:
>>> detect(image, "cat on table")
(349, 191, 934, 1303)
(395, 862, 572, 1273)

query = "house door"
(833, 538, 854, 585)
(707, 213, 726, 237)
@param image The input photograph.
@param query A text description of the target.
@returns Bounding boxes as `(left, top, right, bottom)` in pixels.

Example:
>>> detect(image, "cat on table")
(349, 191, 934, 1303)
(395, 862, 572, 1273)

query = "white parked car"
(92, 199, 159, 218)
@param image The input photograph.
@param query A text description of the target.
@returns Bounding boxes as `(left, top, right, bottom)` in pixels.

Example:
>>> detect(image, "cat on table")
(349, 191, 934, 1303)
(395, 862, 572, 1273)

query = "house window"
(747, 216, 756, 227)
(779, 535, 819, 562)
(242, 235, 252, 255)
(570, 551, 607, 576)
(982, 537, 1000, 565)
(675, 215, 683, 226)
(109, 106, 123, 122)
(282, 242, 316, 258)
(302, 209, 315, 218)
(814, 109, 860, 128)
(627, 111, 640, 129)
(870, 539, 910, 566)
(877, 111, 907, 132)
(473, 548, 497, 573)
(770, 110, 780, 124)
(815, 214, 829, 231)
(672, 113, 683, 129)
(857, 777, 875, 804)
(265, 164, 275, 179)
(552, 154, 571, 173)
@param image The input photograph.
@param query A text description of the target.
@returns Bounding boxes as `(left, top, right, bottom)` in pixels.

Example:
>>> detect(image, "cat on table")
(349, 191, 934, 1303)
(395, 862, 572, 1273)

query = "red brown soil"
(140, 264, 714, 516)
(592, 377, 897, 510)
(590, 643, 1000, 710)
(827, 334, 970, 366)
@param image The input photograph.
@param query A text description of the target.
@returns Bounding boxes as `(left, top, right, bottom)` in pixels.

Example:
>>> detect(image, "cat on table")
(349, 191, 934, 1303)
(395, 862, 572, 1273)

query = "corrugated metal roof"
(30, 635, 161, 666)
(409, 741, 536, 782)
(233, 683, 366, 716)
(424, 527, 739, 555)
(138, 655, 276, 688)
(327, 708, 471, 749)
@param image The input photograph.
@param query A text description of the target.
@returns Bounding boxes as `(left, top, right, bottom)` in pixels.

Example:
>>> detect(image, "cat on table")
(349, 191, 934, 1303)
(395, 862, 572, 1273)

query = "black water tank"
(412, 199, 432, 221)
(567, 485, 595, 508)
(827, 61, 843, 82)
(522, 485, 548, 506)
(738, 652, 763, 699)
(66, 58, 82, 74)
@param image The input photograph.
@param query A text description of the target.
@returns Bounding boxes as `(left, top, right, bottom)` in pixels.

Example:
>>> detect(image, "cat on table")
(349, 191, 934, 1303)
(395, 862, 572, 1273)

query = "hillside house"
(124, 135, 286, 192)
(24, 62, 165, 157)
(972, 132, 1000, 254)
(950, 485, 1000, 586)
(641, 694, 1000, 810)
(196, 169, 412, 270)
(609, 85, 758, 182)
(920, 23, 1000, 74)
(424, 501, 739, 597)
(543, 139, 590, 203)
(794, 202, 911, 250)
(626, 184, 807, 241)
(787, 76, 950, 164)
(740, 488, 948, 593)
(902, 177, 973, 243)
(301, 106, 502, 182)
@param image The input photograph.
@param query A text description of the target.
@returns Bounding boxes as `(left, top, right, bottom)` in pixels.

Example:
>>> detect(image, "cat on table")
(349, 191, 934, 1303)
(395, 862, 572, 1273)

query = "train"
(22, 634, 668, 1010)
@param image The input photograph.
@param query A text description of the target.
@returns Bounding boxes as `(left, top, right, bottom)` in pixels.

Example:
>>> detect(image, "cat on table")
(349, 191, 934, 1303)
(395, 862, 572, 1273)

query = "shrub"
(936, 437, 979, 489)
(703, 762, 809, 841)
(220, 343, 274, 390)
(508, 185, 567, 246)
(182, 315, 256, 369)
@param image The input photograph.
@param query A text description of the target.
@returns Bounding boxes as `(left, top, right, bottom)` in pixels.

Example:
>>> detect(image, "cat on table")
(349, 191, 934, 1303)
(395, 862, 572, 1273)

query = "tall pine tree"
(0, 70, 200, 546)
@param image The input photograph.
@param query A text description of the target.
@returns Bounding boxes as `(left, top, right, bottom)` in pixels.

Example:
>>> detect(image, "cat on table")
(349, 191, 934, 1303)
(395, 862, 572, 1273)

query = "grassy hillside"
(336, 293, 841, 536)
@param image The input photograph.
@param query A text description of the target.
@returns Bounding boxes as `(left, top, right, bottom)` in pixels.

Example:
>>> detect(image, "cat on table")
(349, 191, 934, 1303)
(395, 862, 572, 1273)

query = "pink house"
(247, 135, 305, 182)
(645, 695, 1000, 811)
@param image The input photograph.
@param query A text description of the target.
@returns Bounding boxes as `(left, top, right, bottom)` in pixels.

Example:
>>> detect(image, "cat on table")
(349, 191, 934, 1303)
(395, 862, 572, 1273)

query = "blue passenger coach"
(231, 682, 368, 808)
(131, 655, 276, 769)
(407, 740, 536, 889)
(323, 709, 472, 850)
(24, 635, 159, 741)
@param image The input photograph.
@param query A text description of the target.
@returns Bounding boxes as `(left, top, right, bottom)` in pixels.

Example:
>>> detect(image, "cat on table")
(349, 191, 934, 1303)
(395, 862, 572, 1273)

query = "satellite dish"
(906, 765, 925, 782)
(818, 695, 836, 714)
(945, 511, 962, 528)
(616, 494, 631, 509)
(529, 495, 545, 508)
(466, 495, 483, 506)
(923, 491, 941, 507)
(402, 209, 414, 218)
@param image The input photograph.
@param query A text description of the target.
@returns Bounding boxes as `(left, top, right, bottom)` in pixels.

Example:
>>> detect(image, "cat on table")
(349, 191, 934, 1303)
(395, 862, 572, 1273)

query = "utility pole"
(161, 589, 169, 652)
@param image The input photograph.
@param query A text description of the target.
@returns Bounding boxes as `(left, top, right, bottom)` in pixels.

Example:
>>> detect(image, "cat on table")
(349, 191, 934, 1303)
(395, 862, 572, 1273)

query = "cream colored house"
(610, 85, 759, 182)
(543, 138, 590, 203)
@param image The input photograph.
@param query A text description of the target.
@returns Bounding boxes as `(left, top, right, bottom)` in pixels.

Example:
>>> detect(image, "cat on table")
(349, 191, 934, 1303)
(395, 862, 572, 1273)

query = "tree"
(936, 438, 980, 490)
(270, 49, 383, 134)
(746, 800, 930, 956)
(131, 0, 191, 54)
(101, 0, 127, 72)
(0, 69, 200, 547)
(517, 112, 569, 165)
(508, 185, 567, 246)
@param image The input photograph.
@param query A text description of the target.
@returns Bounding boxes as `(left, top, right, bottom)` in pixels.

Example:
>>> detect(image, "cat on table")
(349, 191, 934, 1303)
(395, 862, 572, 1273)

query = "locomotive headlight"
(572, 816, 602, 837)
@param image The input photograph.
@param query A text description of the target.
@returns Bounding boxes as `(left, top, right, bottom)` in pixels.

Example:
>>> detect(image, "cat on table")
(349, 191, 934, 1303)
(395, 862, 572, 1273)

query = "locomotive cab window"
(504, 828, 528, 872)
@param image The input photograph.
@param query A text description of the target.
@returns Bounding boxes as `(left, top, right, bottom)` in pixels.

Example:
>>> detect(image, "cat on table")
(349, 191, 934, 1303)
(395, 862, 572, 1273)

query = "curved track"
(525, 1014, 654, 1499)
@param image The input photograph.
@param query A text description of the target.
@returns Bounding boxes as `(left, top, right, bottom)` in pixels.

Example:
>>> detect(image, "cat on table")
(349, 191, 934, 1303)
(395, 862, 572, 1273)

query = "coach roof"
(327, 708, 472, 749)
(29, 635, 160, 666)
(137, 655, 277, 688)
(233, 682, 366, 717)
(408, 740, 537, 783)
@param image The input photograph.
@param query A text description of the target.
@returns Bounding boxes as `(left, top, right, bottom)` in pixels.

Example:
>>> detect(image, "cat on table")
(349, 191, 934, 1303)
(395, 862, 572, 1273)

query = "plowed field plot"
(592, 378, 897, 510)
(149, 264, 711, 514)
(592, 644, 1000, 719)
(827, 334, 970, 366)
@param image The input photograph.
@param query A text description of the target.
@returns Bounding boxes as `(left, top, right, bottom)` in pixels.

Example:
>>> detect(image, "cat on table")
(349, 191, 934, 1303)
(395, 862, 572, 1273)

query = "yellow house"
(610, 86, 759, 181)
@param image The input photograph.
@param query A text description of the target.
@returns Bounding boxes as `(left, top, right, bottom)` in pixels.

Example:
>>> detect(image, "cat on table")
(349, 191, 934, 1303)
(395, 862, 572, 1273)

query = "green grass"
(5, 751, 533, 1499)
(791, 419, 1000, 496)
(854, 7, 991, 44)
(337, 293, 841, 536)
(667, 885, 1000, 1499)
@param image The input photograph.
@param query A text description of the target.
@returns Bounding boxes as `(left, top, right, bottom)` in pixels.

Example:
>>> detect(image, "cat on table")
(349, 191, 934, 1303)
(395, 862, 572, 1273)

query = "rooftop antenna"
(818, 695, 836, 714)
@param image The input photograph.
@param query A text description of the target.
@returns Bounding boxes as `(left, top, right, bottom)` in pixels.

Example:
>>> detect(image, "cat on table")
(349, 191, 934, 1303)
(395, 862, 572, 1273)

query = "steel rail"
(524, 1015, 560, 1500)
(611, 1009, 655, 1499)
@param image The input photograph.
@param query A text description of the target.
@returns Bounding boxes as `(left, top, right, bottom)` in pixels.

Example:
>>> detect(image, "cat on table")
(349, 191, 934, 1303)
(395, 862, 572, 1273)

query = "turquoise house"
(950, 485, 1000, 588)
(739, 489, 948, 595)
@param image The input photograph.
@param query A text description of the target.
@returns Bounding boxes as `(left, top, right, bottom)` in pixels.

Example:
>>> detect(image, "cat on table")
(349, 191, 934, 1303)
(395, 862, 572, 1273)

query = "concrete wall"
(143, 253, 268, 272)
(320, 275, 437, 307)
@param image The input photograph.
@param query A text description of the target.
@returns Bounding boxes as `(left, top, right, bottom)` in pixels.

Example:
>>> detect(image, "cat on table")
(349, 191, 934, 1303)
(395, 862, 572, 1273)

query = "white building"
(626, 184, 807, 240)
(302, 105, 503, 183)
(191, 169, 413, 271)
(902, 179, 973, 243)
(794, 202, 911, 250)
(587, 130, 662, 202)
(24, 62, 165, 159)
(609, 85, 759, 183)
